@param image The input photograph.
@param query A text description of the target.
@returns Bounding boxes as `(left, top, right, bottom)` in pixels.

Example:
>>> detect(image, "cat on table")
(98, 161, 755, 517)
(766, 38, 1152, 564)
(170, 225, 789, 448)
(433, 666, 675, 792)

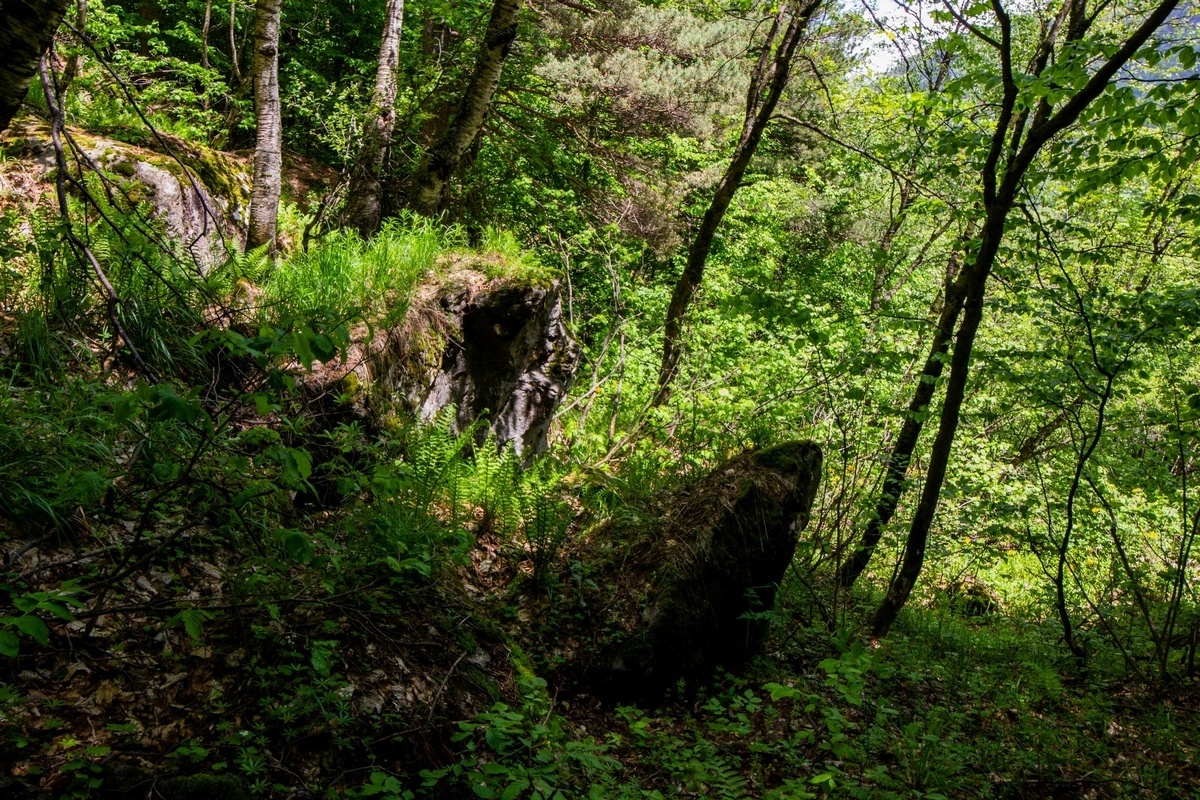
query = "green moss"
(339, 370, 361, 400)
(750, 440, 819, 473)
(184, 147, 250, 210)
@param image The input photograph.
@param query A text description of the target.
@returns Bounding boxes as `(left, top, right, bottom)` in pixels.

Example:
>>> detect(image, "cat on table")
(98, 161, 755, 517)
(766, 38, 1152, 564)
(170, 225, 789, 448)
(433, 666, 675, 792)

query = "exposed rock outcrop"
(306, 264, 581, 457)
(558, 441, 823, 701)
(2, 119, 247, 269)
(0, 119, 331, 270)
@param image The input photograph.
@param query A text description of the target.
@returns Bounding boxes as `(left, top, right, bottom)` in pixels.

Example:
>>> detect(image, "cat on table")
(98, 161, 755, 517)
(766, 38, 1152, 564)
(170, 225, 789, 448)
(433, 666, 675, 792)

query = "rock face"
(4, 119, 248, 270)
(567, 441, 823, 701)
(307, 266, 581, 457)
(418, 280, 580, 457)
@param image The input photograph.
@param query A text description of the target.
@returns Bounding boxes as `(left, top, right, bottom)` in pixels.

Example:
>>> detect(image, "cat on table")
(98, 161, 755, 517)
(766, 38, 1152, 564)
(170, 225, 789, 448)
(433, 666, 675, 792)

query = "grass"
(257, 216, 455, 323)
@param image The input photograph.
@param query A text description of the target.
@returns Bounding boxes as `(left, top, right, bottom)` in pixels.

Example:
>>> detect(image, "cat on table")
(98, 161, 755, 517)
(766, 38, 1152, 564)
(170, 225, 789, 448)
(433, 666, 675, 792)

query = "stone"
(5, 119, 248, 271)
(305, 264, 581, 458)
(567, 441, 823, 701)
(418, 279, 580, 457)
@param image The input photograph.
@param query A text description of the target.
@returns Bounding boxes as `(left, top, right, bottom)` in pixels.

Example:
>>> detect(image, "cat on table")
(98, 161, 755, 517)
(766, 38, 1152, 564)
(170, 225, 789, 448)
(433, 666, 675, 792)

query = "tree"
(247, 0, 282, 253)
(342, 0, 404, 236)
(410, 0, 522, 217)
(868, 0, 1181, 637)
(0, 0, 72, 133)
(652, 0, 821, 407)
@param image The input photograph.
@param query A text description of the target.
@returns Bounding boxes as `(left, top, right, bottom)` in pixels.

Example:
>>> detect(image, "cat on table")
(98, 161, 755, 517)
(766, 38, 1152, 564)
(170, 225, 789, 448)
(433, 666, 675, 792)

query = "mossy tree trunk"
(409, 0, 521, 217)
(343, 0, 404, 236)
(247, 0, 282, 253)
(0, 0, 72, 133)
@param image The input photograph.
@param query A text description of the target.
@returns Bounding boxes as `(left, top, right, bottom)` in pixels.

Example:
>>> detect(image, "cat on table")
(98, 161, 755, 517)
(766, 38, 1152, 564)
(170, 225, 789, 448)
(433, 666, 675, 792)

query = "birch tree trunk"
(410, 0, 521, 217)
(247, 0, 282, 253)
(343, 0, 404, 236)
(0, 0, 72, 133)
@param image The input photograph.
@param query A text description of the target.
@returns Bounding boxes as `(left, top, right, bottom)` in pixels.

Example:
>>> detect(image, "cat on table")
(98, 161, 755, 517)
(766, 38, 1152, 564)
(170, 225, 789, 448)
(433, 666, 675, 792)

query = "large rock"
(418, 278, 579, 457)
(561, 441, 823, 701)
(4, 119, 248, 270)
(308, 265, 581, 457)
(1, 119, 331, 270)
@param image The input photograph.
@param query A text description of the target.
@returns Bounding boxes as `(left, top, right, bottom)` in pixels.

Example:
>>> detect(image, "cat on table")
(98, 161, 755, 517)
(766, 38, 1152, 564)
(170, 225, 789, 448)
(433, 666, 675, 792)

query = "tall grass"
(262, 216, 461, 323)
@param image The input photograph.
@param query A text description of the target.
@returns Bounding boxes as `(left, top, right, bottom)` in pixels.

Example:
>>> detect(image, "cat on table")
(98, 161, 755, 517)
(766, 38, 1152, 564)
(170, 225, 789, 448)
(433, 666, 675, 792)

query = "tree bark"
(59, 0, 88, 96)
(868, 0, 1180, 637)
(200, 0, 212, 70)
(247, 0, 283, 253)
(0, 0, 72, 133)
(652, 0, 820, 407)
(838, 254, 969, 588)
(343, 0, 404, 236)
(871, 215, 1002, 635)
(410, 0, 521, 217)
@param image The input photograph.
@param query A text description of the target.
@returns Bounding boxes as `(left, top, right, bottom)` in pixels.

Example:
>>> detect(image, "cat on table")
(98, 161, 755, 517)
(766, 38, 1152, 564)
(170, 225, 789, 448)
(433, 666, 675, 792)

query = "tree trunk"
(838, 256, 969, 588)
(343, 0, 404, 236)
(200, 0, 211, 70)
(867, 0, 1178, 637)
(410, 0, 521, 217)
(60, 0, 88, 96)
(0, 0, 72, 133)
(870, 215, 1002, 635)
(247, 0, 283, 253)
(229, 0, 242, 83)
(652, 0, 819, 407)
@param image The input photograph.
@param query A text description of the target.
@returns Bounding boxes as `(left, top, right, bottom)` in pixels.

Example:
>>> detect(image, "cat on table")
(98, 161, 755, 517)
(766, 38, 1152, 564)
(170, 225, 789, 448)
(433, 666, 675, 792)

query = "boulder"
(4, 119, 248, 270)
(564, 441, 823, 701)
(1, 119, 331, 270)
(306, 265, 581, 457)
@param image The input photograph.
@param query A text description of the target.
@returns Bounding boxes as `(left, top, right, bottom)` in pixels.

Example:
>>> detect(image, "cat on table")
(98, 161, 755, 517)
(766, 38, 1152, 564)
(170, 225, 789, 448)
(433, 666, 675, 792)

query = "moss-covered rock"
(564, 441, 823, 701)
(302, 265, 581, 458)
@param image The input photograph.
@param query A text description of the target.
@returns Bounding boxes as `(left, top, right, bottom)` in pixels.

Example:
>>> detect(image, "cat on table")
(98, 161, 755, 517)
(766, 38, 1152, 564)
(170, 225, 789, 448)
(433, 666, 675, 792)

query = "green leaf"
(148, 385, 200, 424)
(172, 608, 215, 644)
(501, 780, 530, 800)
(764, 682, 802, 701)
(14, 615, 49, 645)
(0, 630, 19, 657)
(40, 601, 76, 623)
(279, 529, 315, 564)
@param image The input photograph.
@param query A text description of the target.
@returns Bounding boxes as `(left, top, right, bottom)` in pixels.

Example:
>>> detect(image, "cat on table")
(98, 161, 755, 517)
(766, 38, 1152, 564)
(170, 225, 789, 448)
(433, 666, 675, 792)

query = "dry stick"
(39, 58, 156, 383)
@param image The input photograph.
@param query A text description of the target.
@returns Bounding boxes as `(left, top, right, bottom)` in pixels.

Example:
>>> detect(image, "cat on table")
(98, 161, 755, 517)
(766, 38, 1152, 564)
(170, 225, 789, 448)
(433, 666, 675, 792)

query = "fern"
(518, 461, 573, 588)
(464, 433, 521, 536)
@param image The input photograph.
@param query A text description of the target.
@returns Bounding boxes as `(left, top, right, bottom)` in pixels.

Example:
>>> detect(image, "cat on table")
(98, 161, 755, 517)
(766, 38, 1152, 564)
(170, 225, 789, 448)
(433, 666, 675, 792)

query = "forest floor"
(2, 505, 1197, 800)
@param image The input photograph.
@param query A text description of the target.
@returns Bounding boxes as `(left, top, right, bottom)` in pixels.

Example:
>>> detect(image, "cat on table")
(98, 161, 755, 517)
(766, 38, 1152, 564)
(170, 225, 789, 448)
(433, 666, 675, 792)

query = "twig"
(39, 57, 158, 383)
